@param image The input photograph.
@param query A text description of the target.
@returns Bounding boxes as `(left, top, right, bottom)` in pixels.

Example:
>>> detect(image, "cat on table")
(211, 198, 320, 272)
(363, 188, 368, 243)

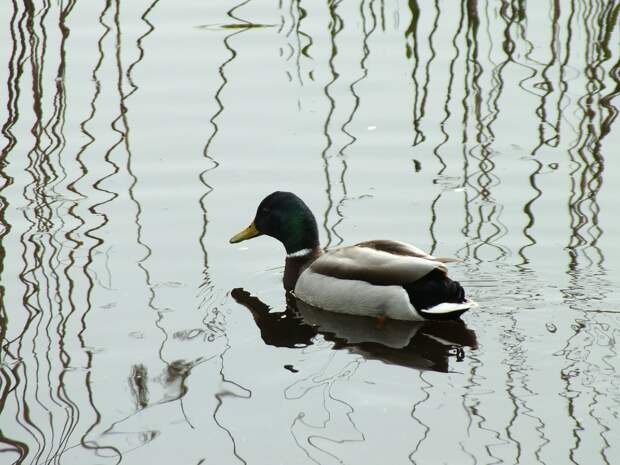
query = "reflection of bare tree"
(269, 2, 620, 463)
(460, 2, 512, 264)
(554, 313, 619, 465)
(318, 1, 380, 248)
(0, 0, 618, 464)
(280, 0, 313, 86)
(278, 0, 374, 248)
(405, 0, 425, 146)
(0, 2, 96, 464)
(415, 2, 619, 464)
(273, 4, 384, 460)
(199, 23, 237, 297)
(70, 1, 162, 462)
(0, 0, 22, 356)
(287, 357, 364, 465)
(561, 1, 616, 312)
(318, 0, 345, 249)
(199, 15, 251, 463)
(0, 0, 168, 463)
(422, 0, 618, 277)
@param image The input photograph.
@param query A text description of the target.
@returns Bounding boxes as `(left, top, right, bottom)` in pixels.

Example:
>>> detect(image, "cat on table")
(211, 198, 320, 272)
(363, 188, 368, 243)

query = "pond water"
(1, 1, 619, 464)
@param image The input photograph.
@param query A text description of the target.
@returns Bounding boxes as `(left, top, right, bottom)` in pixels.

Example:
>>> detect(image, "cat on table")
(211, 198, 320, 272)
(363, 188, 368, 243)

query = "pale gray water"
(0, 1, 619, 464)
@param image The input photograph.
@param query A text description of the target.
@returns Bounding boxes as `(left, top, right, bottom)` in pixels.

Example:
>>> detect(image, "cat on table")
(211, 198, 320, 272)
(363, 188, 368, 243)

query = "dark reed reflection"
(231, 288, 477, 372)
(0, 2, 95, 464)
(405, 0, 426, 146)
(0, 0, 170, 463)
(413, 0, 618, 289)
(555, 313, 619, 465)
(281, 1, 616, 463)
(198, 12, 254, 464)
(73, 0, 165, 462)
(317, 0, 347, 248)
(0, 0, 20, 457)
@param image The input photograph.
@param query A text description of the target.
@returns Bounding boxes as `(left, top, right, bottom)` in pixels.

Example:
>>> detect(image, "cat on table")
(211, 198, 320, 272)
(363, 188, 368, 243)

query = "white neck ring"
(287, 248, 313, 258)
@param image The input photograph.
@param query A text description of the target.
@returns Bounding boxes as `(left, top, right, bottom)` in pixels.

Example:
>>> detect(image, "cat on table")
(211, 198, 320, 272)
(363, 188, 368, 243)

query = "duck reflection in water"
(231, 288, 477, 373)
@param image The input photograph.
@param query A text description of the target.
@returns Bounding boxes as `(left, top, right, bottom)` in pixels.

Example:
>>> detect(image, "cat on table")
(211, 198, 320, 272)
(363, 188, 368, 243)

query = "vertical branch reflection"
(334, 0, 378, 241)
(275, 5, 382, 459)
(201, 5, 257, 461)
(520, 0, 572, 265)
(531, 0, 562, 151)
(70, 0, 125, 461)
(456, 0, 509, 263)
(563, 0, 616, 312)
(228, 0, 253, 25)
(319, 0, 343, 248)
(427, 0, 467, 254)
(318, 0, 377, 248)
(286, 357, 364, 464)
(200, 27, 243, 456)
(199, 25, 238, 299)
(597, 4, 620, 140)
(56, 1, 118, 464)
(279, 0, 314, 87)
(555, 313, 617, 465)
(95, 0, 216, 453)
(22, 0, 61, 460)
(0, 0, 22, 356)
(0, 0, 618, 464)
(51, 1, 87, 455)
(340, 0, 377, 147)
(297, 0, 314, 76)
(407, 371, 431, 463)
(0, 1, 114, 464)
(405, 0, 425, 145)
(201, 25, 243, 288)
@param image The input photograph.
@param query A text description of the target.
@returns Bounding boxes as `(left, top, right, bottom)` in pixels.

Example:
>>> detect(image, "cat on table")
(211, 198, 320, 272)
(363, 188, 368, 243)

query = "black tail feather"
(403, 269, 467, 311)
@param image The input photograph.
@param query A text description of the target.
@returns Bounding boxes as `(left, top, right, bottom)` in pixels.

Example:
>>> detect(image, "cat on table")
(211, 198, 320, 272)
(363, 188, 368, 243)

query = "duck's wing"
(355, 240, 461, 263)
(309, 243, 447, 286)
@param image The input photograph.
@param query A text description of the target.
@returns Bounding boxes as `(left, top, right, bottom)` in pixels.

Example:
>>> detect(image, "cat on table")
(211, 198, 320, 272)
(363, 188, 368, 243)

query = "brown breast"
(283, 247, 323, 291)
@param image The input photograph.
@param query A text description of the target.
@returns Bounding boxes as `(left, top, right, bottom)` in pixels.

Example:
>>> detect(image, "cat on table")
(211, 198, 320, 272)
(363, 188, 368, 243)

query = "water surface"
(1, 1, 619, 464)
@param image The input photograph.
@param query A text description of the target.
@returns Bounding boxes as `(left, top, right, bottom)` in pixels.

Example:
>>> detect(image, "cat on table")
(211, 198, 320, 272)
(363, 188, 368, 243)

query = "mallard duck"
(230, 191, 477, 321)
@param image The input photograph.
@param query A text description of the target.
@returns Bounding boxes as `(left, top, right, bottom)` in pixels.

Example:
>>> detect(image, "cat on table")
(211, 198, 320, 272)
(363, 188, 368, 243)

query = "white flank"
(295, 269, 479, 321)
(294, 269, 425, 322)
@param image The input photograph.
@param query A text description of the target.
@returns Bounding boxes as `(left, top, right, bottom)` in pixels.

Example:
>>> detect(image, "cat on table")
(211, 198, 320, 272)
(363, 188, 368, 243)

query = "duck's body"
(230, 192, 477, 321)
(288, 242, 474, 321)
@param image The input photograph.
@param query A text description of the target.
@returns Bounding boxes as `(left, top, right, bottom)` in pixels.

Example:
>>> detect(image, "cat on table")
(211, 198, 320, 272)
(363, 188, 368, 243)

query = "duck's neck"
(283, 246, 323, 292)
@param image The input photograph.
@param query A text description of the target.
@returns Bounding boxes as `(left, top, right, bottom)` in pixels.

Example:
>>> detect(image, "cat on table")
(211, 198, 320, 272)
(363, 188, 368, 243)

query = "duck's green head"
(230, 191, 319, 254)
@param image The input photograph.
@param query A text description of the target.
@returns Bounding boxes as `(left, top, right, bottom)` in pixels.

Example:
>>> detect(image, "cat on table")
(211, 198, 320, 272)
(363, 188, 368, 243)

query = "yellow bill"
(230, 222, 262, 243)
